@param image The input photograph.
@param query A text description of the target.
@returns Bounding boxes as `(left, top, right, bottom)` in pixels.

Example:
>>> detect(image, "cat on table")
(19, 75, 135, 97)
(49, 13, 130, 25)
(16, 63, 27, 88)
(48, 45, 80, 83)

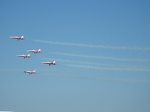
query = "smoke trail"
(0, 69, 23, 73)
(47, 74, 150, 83)
(51, 52, 150, 62)
(33, 39, 150, 51)
(65, 64, 150, 72)
(40, 57, 150, 72)
(42, 57, 149, 68)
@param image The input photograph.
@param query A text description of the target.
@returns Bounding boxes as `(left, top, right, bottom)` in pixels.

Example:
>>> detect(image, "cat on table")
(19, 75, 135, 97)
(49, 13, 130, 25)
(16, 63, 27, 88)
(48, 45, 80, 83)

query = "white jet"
(42, 61, 56, 66)
(10, 36, 24, 40)
(27, 49, 41, 53)
(24, 70, 36, 74)
(17, 54, 30, 58)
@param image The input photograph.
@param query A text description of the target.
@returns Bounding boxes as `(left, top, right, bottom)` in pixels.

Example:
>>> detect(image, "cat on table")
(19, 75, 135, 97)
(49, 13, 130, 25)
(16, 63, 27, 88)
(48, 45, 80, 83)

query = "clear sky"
(0, 0, 150, 112)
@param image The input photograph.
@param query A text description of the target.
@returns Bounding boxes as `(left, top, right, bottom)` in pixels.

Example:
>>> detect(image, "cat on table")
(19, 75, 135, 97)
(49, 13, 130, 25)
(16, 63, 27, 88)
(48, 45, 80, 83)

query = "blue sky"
(1, 0, 150, 112)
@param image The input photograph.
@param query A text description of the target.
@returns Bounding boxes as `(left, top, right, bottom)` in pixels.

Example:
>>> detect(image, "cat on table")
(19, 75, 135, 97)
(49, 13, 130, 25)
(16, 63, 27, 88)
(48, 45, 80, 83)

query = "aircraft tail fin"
(21, 36, 24, 40)
(27, 54, 30, 58)
(53, 61, 56, 65)
(33, 70, 36, 74)
(38, 49, 41, 52)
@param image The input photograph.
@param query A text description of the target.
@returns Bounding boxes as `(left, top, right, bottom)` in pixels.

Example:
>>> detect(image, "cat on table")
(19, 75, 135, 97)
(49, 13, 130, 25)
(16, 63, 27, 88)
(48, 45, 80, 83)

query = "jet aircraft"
(27, 49, 41, 53)
(17, 54, 30, 58)
(42, 61, 56, 66)
(24, 70, 36, 74)
(10, 36, 24, 40)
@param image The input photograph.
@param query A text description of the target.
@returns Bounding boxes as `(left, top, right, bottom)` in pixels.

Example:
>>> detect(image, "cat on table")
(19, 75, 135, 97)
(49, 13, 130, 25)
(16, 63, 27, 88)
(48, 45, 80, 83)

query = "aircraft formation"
(10, 35, 56, 75)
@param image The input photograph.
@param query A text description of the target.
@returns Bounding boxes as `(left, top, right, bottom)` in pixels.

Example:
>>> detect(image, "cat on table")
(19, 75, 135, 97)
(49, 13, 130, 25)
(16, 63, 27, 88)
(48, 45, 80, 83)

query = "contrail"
(41, 57, 148, 68)
(47, 74, 150, 83)
(40, 57, 150, 72)
(33, 39, 150, 51)
(65, 64, 150, 72)
(0, 69, 23, 73)
(51, 52, 150, 62)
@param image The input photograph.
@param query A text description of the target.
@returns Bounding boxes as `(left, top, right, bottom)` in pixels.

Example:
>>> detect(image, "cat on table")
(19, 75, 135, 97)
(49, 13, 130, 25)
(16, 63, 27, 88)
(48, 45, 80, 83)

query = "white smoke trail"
(40, 57, 150, 72)
(33, 39, 150, 51)
(65, 64, 150, 72)
(0, 69, 23, 73)
(42, 57, 148, 68)
(51, 52, 150, 62)
(47, 74, 150, 83)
